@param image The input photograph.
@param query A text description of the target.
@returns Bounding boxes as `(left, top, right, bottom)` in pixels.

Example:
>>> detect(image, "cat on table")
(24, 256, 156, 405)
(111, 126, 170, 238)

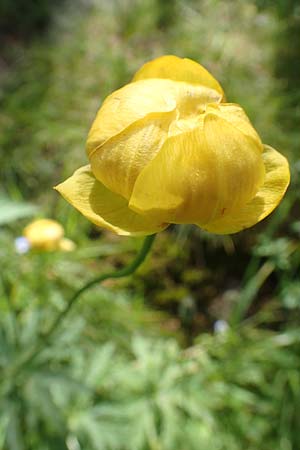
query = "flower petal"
(132, 55, 225, 99)
(86, 79, 177, 157)
(205, 103, 263, 149)
(55, 166, 168, 236)
(202, 145, 290, 234)
(203, 113, 265, 211)
(129, 113, 264, 225)
(90, 110, 176, 200)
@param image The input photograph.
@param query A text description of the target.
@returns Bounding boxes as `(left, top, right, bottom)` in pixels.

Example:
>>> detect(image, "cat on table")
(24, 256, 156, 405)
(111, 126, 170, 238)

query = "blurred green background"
(1, 0, 300, 449)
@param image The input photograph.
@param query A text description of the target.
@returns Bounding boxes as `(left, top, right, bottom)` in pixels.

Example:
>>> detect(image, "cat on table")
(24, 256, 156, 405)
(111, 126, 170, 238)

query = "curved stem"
(44, 233, 156, 340)
(10, 234, 156, 378)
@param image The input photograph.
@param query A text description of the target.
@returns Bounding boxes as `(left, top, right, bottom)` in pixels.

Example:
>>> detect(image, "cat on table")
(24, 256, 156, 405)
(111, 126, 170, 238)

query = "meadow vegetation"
(0, 1, 300, 449)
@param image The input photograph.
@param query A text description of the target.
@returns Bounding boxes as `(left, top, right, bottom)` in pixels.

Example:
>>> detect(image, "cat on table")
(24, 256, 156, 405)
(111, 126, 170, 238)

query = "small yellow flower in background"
(16, 219, 76, 252)
(57, 237, 76, 252)
(55, 55, 290, 236)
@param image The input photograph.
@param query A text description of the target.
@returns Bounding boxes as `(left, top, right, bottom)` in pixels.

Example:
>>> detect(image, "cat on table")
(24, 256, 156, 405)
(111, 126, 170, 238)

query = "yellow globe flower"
(55, 55, 290, 236)
(23, 219, 76, 251)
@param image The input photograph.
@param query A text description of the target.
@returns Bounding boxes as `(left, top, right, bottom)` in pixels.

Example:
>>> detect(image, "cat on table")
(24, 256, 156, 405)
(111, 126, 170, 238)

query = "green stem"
(10, 234, 156, 378)
(45, 233, 156, 340)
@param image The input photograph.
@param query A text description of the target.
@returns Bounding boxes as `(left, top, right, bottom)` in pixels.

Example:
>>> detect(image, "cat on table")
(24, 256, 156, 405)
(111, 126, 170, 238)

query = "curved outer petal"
(202, 145, 290, 234)
(54, 166, 168, 236)
(129, 114, 264, 225)
(132, 55, 225, 99)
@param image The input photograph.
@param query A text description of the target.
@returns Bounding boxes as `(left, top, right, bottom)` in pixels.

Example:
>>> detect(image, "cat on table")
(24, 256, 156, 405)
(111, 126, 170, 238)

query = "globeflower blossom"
(16, 219, 75, 252)
(55, 55, 290, 236)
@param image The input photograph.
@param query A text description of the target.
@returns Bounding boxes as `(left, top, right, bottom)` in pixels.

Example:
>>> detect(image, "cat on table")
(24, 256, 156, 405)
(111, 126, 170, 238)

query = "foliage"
(1, 246, 300, 450)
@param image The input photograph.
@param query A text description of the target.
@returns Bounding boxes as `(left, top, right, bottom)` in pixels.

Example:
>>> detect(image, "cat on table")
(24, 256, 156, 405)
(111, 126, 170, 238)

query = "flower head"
(19, 218, 76, 252)
(55, 55, 290, 236)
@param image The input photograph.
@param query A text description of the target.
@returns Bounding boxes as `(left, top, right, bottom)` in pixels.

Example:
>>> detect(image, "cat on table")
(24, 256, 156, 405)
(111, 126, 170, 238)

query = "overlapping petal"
(132, 55, 225, 99)
(86, 79, 177, 157)
(87, 78, 221, 158)
(88, 78, 222, 199)
(129, 113, 265, 225)
(205, 103, 263, 149)
(202, 145, 290, 234)
(90, 110, 176, 200)
(55, 165, 168, 236)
